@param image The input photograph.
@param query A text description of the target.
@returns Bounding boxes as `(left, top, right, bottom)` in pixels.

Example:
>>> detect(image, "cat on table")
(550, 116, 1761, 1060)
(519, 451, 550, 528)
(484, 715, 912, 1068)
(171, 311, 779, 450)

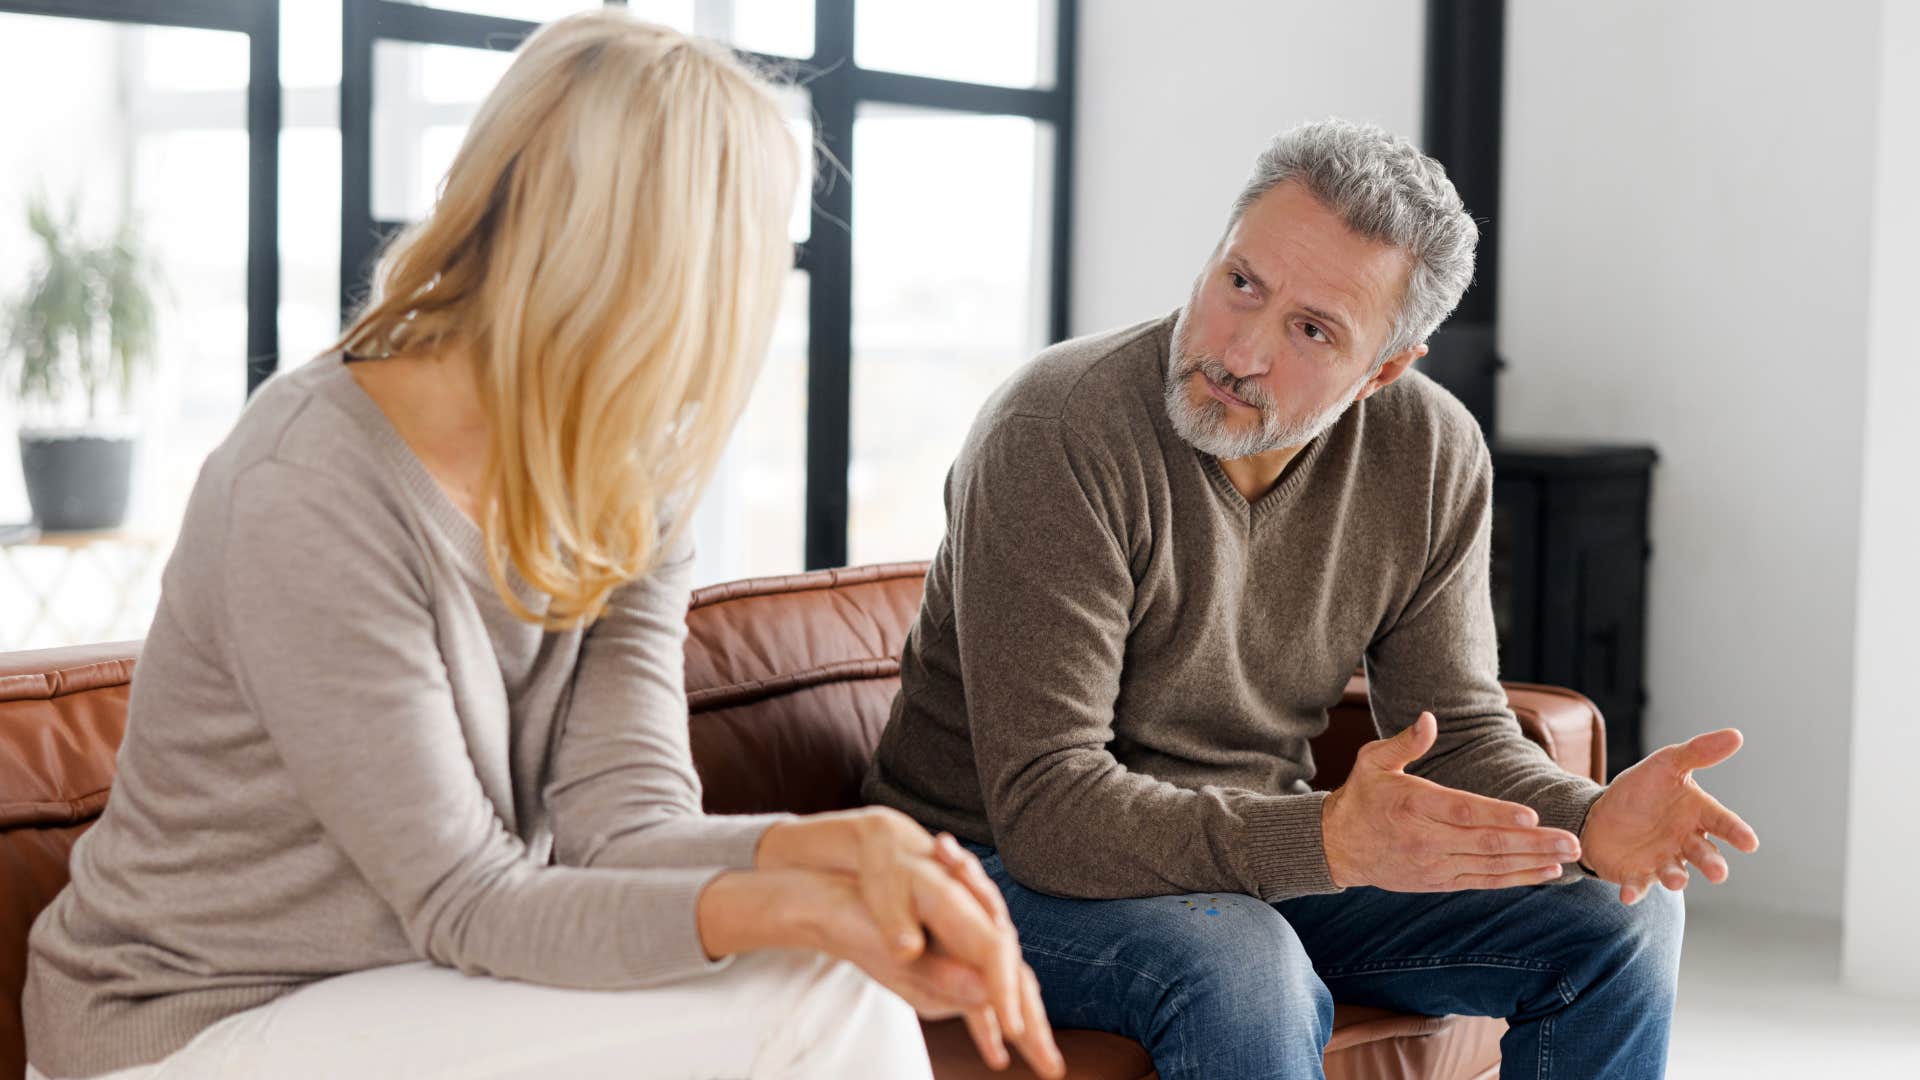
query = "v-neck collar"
(1197, 433, 1330, 525)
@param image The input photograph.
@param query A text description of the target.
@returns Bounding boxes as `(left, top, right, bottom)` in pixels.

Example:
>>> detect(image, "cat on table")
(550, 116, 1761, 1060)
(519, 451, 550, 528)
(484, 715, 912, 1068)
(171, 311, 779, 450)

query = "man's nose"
(1220, 331, 1276, 380)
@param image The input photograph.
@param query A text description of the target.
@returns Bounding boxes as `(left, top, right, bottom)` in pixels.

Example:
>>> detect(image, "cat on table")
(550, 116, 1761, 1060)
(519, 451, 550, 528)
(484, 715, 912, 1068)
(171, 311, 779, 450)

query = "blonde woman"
(23, 12, 1063, 1080)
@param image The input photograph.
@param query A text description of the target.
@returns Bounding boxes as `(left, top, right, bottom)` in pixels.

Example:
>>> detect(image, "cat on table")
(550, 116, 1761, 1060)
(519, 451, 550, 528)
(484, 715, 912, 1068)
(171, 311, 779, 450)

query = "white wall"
(1077, 1, 1916, 948)
(1070, 0, 1425, 335)
(1842, 0, 1920, 996)
(1498, 1, 1885, 922)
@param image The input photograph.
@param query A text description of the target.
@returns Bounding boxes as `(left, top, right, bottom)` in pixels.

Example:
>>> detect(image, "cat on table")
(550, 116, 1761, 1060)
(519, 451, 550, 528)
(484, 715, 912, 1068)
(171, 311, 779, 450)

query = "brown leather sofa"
(1, 561, 1606, 1080)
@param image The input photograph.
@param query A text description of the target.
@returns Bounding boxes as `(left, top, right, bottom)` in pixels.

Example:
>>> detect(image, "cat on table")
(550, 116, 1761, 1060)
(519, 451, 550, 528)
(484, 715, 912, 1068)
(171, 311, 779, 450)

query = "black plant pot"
(19, 431, 135, 532)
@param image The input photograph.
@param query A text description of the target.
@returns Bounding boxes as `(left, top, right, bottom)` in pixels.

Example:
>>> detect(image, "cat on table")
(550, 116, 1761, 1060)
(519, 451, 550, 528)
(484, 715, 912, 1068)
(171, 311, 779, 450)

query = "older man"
(862, 119, 1759, 1079)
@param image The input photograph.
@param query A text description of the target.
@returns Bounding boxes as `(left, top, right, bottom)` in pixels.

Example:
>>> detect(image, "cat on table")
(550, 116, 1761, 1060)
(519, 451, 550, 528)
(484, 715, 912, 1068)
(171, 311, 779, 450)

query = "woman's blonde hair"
(334, 10, 800, 628)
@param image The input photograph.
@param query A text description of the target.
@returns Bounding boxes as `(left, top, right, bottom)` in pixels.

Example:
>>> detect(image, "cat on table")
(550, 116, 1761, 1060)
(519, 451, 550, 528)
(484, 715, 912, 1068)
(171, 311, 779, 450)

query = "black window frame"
(0, 0, 282, 395)
(336, 0, 1078, 570)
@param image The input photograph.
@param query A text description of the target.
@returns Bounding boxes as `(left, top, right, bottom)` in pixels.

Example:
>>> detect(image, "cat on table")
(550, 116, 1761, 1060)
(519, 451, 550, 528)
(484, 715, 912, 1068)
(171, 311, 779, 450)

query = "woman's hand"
(755, 810, 1064, 1077)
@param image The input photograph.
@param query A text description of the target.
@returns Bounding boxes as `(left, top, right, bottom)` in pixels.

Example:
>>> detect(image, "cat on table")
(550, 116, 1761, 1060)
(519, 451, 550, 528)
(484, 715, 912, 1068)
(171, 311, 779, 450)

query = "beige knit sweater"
(25, 351, 789, 1078)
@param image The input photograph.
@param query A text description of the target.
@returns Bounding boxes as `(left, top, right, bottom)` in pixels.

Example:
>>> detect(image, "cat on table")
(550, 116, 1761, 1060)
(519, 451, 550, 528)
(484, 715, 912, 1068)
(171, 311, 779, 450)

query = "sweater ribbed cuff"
(636, 866, 744, 982)
(1532, 779, 1607, 885)
(1241, 790, 1341, 901)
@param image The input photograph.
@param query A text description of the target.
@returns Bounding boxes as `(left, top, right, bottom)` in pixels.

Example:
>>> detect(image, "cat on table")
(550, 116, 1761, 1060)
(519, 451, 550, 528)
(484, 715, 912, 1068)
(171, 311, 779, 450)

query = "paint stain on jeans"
(1178, 896, 1230, 916)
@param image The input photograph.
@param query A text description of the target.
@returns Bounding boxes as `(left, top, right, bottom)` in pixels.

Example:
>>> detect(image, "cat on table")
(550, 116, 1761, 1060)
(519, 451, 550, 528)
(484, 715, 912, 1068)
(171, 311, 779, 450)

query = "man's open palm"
(1580, 728, 1760, 905)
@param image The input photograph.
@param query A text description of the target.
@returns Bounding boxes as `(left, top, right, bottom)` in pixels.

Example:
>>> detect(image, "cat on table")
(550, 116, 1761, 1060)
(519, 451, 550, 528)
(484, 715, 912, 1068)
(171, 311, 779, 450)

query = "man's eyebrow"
(1227, 252, 1272, 294)
(1300, 304, 1352, 340)
(1225, 249, 1355, 341)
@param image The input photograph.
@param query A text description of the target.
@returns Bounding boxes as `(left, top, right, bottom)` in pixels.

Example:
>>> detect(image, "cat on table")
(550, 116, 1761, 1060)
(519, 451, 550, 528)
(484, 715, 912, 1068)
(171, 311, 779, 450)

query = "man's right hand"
(1321, 711, 1582, 891)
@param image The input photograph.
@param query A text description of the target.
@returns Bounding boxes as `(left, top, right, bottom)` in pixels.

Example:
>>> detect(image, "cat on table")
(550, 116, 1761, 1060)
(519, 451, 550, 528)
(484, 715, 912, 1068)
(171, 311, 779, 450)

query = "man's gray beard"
(1162, 347, 1367, 459)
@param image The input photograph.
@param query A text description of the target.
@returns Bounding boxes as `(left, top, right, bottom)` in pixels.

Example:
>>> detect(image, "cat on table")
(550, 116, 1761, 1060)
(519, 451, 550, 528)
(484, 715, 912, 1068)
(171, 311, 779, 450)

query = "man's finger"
(1368, 711, 1438, 772)
(1454, 851, 1578, 876)
(1435, 822, 1582, 859)
(1450, 864, 1565, 890)
(1658, 858, 1690, 891)
(1684, 832, 1730, 883)
(1700, 795, 1760, 853)
(1411, 786, 1541, 828)
(1675, 727, 1743, 772)
(1620, 874, 1658, 905)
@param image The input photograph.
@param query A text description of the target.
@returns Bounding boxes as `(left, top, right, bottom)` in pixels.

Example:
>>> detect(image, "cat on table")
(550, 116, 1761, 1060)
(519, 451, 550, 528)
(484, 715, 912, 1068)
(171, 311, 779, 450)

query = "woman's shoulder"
(176, 351, 425, 575)
(207, 351, 387, 484)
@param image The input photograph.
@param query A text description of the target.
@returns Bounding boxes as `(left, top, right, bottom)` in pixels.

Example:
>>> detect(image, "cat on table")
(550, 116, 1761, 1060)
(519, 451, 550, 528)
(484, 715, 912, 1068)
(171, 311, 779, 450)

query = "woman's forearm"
(695, 869, 817, 959)
(752, 810, 867, 873)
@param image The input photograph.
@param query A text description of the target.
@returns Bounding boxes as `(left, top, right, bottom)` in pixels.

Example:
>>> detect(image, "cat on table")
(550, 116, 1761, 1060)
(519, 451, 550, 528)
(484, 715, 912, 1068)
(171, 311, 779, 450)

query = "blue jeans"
(963, 841, 1683, 1080)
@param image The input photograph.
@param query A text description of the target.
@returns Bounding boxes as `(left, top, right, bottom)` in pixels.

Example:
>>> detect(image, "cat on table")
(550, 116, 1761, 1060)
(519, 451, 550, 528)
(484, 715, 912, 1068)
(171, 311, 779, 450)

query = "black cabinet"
(1489, 440, 1657, 779)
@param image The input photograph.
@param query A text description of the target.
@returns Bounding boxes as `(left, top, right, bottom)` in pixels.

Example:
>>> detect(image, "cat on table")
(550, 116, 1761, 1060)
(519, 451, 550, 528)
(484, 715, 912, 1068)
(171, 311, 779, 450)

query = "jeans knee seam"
(1017, 942, 1174, 993)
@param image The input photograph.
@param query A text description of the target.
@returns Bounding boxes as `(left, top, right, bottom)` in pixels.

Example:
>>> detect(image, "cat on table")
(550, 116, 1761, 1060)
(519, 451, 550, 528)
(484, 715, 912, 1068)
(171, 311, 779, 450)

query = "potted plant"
(2, 194, 161, 532)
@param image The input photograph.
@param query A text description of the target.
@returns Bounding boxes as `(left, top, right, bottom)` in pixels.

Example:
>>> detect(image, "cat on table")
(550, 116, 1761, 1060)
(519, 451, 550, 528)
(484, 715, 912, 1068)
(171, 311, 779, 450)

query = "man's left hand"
(1578, 728, 1760, 905)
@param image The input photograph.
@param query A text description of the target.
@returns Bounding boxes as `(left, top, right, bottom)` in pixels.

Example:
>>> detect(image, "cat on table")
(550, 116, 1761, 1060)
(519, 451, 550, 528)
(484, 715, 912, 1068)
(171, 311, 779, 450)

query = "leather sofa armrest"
(1504, 682, 1607, 785)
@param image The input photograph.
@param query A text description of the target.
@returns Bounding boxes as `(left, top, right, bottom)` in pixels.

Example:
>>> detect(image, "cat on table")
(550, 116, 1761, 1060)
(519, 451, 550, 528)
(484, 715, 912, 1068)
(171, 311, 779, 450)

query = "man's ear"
(1355, 343, 1426, 402)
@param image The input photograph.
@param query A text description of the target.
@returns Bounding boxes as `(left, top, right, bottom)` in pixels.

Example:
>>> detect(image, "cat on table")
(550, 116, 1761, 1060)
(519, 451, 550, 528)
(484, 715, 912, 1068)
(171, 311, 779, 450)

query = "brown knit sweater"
(862, 312, 1604, 901)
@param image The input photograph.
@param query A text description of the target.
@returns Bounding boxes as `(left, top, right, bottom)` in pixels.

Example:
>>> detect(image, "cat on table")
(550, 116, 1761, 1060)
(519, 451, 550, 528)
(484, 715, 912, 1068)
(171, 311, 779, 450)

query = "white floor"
(1667, 903, 1920, 1077)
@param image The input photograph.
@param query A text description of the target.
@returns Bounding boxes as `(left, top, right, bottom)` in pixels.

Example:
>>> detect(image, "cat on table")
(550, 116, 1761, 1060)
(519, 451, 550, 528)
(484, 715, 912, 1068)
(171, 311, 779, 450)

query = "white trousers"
(31, 949, 934, 1080)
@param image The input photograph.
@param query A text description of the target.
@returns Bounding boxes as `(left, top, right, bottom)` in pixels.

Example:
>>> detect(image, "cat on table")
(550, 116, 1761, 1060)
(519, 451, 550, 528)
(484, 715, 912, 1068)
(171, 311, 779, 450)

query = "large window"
(0, 0, 1074, 648)
(342, 0, 1076, 585)
(0, 0, 278, 649)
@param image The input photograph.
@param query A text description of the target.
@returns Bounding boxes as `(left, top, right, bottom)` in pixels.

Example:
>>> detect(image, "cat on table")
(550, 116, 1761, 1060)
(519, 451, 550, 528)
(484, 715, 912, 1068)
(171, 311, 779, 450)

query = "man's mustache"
(1175, 352, 1272, 413)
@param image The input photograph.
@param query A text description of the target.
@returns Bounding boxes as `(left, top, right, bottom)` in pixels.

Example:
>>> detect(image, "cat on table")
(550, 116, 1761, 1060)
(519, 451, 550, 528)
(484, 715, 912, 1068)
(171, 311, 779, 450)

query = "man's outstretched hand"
(1579, 728, 1760, 905)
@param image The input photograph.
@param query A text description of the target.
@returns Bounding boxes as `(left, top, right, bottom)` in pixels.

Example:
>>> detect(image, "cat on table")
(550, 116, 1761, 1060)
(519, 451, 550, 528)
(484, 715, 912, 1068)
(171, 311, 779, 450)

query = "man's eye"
(1303, 322, 1328, 343)
(1228, 271, 1250, 291)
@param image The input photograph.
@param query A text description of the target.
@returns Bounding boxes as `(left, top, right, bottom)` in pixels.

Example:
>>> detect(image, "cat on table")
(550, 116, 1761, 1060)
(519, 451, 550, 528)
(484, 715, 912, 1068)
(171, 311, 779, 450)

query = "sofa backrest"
(678, 562, 1605, 811)
(1, 642, 141, 1080)
(0, 562, 1604, 1079)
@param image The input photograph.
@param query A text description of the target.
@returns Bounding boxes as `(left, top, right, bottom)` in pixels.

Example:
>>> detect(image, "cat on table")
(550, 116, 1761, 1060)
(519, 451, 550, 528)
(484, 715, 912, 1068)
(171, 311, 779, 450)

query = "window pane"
(849, 107, 1053, 565)
(625, 1, 814, 58)
(856, 0, 1053, 89)
(281, 1, 344, 360)
(141, 24, 249, 92)
(374, 41, 812, 247)
(281, 126, 343, 362)
(0, 16, 249, 648)
(688, 270, 809, 587)
(283, 0, 343, 88)
(399, 1, 607, 22)
(371, 40, 515, 222)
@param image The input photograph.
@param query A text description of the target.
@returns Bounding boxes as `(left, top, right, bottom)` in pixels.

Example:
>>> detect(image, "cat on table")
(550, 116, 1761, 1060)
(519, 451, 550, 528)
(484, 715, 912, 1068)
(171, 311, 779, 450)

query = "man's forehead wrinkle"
(1226, 228, 1383, 335)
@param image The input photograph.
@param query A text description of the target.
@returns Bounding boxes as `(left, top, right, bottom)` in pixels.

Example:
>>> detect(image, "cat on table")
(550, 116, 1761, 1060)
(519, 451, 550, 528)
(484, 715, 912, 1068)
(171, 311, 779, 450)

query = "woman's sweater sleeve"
(221, 458, 736, 989)
(544, 529, 792, 873)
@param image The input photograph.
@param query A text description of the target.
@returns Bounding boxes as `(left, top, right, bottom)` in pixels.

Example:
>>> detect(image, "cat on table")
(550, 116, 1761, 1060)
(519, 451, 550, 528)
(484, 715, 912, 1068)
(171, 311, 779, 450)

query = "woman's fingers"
(962, 1005, 1009, 1071)
(1009, 963, 1066, 1079)
(861, 851, 924, 960)
(906, 949, 988, 1012)
(914, 866, 1025, 1039)
(933, 833, 1013, 929)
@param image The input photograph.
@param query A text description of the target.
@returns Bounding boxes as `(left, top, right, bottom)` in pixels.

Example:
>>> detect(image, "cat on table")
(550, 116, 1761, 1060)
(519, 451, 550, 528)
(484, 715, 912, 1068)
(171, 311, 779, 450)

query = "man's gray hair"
(1229, 118, 1478, 367)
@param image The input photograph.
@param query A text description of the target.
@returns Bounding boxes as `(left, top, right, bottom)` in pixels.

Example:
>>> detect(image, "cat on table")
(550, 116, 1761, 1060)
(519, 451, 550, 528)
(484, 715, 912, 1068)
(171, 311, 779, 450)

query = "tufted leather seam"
(687, 657, 902, 714)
